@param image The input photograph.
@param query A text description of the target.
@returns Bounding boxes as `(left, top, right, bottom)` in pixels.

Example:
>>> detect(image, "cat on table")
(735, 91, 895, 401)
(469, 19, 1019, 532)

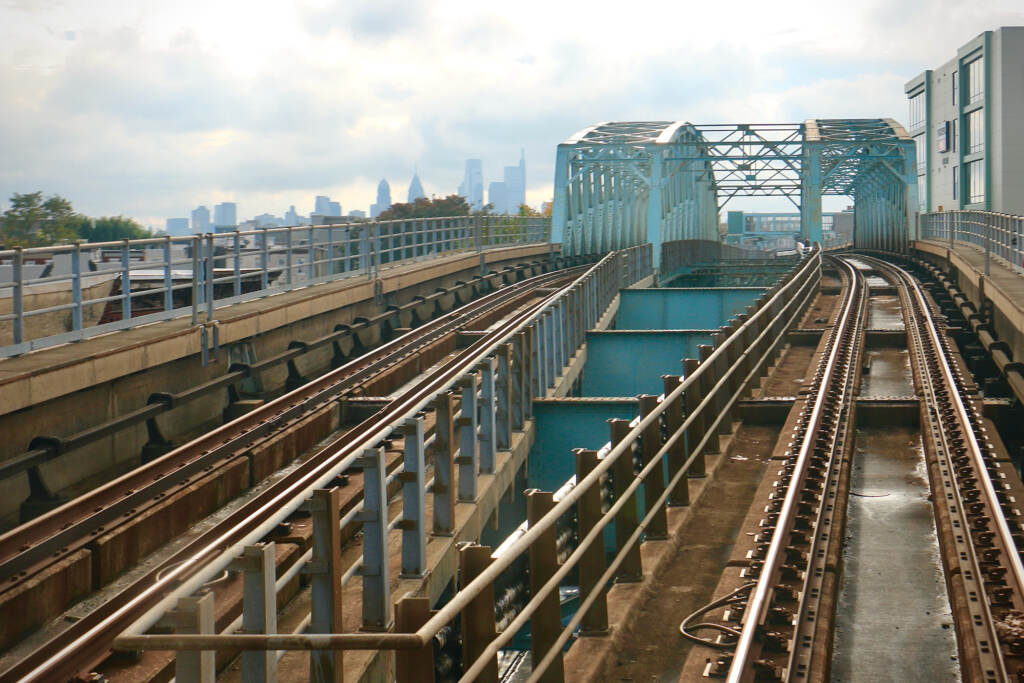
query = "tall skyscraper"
(487, 151, 527, 214)
(284, 205, 303, 226)
(488, 182, 508, 214)
(213, 202, 237, 228)
(408, 172, 426, 202)
(313, 196, 342, 217)
(191, 205, 211, 232)
(459, 159, 484, 210)
(370, 179, 392, 218)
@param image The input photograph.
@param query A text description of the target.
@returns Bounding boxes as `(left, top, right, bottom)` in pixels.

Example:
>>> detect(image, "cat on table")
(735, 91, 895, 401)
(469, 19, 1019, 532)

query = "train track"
(723, 253, 1024, 681)
(0, 262, 588, 682)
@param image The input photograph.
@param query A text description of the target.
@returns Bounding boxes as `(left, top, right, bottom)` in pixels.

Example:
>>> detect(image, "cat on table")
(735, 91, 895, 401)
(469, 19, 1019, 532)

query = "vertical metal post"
(460, 545, 498, 682)
(574, 449, 609, 635)
(171, 593, 215, 683)
(661, 375, 689, 506)
(71, 242, 83, 333)
(478, 357, 497, 474)
(527, 490, 565, 682)
(432, 392, 457, 536)
(697, 345, 721, 450)
(205, 233, 215, 321)
(396, 597, 434, 681)
(12, 247, 24, 345)
(683, 358, 706, 476)
(121, 239, 132, 322)
(457, 374, 479, 502)
(609, 418, 642, 582)
(535, 317, 547, 394)
(285, 228, 293, 286)
(495, 344, 513, 449)
(162, 237, 173, 315)
(523, 327, 535, 416)
(233, 231, 242, 297)
(260, 228, 269, 291)
(400, 417, 427, 578)
(359, 446, 392, 631)
(544, 309, 556, 388)
(191, 236, 200, 325)
(307, 488, 343, 683)
(231, 543, 277, 682)
(638, 394, 668, 540)
(343, 227, 351, 274)
(985, 217, 992, 276)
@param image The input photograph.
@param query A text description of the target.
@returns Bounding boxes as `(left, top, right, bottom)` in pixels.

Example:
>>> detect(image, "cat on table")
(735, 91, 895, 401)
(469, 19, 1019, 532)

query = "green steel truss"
(552, 119, 918, 266)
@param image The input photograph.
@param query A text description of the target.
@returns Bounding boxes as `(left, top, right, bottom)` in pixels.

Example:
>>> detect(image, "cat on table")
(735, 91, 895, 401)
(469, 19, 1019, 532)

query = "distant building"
(905, 27, 1024, 214)
(165, 218, 189, 236)
(254, 213, 282, 228)
(191, 205, 211, 232)
(370, 179, 392, 219)
(488, 150, 526, 213)
(283, 205, 305, 226)
(723, 210, 850, 251)
(348, 210, 367, 218)
(459, 159, 485, 210)
(408, 172, 426, 202)
(214, 202, 237, 228)
(314, 195, 342, 217)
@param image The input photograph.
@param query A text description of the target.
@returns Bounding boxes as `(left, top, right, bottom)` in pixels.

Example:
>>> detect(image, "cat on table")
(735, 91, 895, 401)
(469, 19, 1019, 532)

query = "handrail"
(919, 209, 1024, 276)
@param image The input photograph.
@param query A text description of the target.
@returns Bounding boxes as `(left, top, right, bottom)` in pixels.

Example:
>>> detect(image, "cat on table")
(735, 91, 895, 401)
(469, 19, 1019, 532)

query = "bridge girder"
(552, 118, 918, 262)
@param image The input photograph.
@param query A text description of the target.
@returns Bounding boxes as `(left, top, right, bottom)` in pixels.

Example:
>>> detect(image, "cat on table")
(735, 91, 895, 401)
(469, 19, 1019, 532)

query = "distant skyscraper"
(503, 149, 526, 213)
(191, 205, 211, 232)
(348, 209, 367, 218)
(165, 218, 189, 236)
(214, 202, 237, 228)
(254, 213, 282, 228)
(459, 159, 484, 210)
(408, 172, 426, 202)
(488, 182, 508, 214)
(284, 205, 305, 226)
(314, 195, 330, 215)
(370, 179, 392, 218)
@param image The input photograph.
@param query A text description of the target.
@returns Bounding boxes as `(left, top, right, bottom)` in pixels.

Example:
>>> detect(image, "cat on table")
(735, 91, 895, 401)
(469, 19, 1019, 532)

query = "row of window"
(907, 56, 983, 130)
(949, 161, 985, 204)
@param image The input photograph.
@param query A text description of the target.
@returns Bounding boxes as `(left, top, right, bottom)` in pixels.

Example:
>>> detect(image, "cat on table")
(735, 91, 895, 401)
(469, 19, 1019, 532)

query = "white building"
(370, 179, 392, 218)
(214, 202, 237, 228)
(191, 205, 211, 232)
(905, 27, 1024, 214)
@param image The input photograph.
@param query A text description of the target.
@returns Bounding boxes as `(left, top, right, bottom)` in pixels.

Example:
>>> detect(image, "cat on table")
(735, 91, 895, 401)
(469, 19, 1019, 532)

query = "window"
(966, 58, 983, 104)
(908, 92, 926, 131)
(967, 109, 984, 154)
(952, 166, 958, 201)
(951, 119, 957, 153)
(952, 71, 958, 106)
(915, 134, 926, 174)
(967, 159, 985, 204)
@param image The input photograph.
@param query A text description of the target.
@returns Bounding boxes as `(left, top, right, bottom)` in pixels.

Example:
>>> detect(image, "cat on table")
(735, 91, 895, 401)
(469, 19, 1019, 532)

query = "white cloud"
(0, 0, 1022, 226)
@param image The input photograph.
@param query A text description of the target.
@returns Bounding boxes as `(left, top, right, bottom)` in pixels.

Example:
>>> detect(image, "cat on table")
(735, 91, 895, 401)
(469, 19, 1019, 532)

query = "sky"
(2, 0, 1023, 229)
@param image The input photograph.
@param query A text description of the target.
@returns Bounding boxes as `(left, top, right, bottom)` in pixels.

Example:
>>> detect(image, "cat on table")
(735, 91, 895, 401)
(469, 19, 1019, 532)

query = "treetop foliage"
(376, 194, 471, 221)
(1, 192, 148, 247)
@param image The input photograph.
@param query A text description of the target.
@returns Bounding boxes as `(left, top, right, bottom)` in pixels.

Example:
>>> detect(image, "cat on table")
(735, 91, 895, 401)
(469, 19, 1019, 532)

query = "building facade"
(459, 159, 484, 210)
(488, 150, 527, 214)
(905, 27, 1024, 215)
(191, 205, 211, 233)
(370, 179, 392, 219)
(213, 202, 237, 228)
(724, 210, 851, 251)
(407, 173, 426, 202)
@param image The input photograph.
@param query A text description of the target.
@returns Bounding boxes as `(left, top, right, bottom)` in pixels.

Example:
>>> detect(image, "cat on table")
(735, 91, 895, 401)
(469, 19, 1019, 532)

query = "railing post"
(191, 236, 200, 325)
(523, 327, 535, 416)
(359, 445, 392, 631)
(230, 543, 277, 682)
(460, 544, 498, 682)
(432, 392, 457, 536)
(260, 228, 270, 290)
(307, 488, 343, 683)
(661, 375, 690, 506)
(170, 593, 215, 683)
(609, 418, 642, 582)
(396, 597, 434, 682)
(457, 374, 480, 501)
(683, 358, 706, 476)
(478, 357, 497, 474)
(71, 241, 83, 333)
(495, 343, 513, 449)
(162, 237, 173, 315)
(985, 215, 992, 276)
(205, 233, 215, 321)
(697, 345, 722, 450)
(400, 417, 427, 578)
(12, 247, 24, 345)
(527, 490, 565, 682)
(121, 239, 132, 322)
(232, 231, 242, 297)
(638, 394, 668, 540)
(574, 449, 609, 635)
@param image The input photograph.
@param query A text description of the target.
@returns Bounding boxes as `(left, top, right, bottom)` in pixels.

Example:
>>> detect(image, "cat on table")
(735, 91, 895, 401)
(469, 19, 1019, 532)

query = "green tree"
(1, 192, 81, 247)
(377, 194, 471, 221)
(73, 216, 150, 242)
(517, 204, 541, 217)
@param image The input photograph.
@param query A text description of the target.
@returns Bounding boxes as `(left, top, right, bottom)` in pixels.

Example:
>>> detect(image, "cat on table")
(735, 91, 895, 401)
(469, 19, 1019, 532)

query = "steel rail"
(1, 260, 596, 683)
(726, 254, 863, 682)
(0, 263, 581, 582)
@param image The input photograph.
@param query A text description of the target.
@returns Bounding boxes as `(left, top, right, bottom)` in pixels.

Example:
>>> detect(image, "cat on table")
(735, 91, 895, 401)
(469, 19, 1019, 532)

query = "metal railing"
(0, 216, 549, 357)
(920, 210, 1024, 276)
(110, 246, 819, 683)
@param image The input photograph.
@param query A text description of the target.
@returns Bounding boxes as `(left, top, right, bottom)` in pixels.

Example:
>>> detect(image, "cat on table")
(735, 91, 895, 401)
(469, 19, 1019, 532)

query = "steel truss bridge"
(551, 119, 918, 267)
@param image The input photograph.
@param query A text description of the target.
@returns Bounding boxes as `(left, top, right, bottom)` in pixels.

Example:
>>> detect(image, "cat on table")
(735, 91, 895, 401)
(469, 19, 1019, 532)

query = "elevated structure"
(552, 119, 918, 266)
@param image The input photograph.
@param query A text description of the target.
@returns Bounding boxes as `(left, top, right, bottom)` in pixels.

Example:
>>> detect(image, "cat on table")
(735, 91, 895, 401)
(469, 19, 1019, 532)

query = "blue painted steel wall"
(581, 330, 713, 397)
(529, 400, 637, 492)
(617, 288, 765, 330)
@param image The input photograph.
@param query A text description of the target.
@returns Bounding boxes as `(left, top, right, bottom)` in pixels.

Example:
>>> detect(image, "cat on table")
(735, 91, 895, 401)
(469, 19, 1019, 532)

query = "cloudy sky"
(2, 0, 1022, 228)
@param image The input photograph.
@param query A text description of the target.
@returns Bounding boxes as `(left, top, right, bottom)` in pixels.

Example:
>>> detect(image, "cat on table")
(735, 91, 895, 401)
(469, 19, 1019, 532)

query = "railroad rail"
(1, 245, 651, 682)
(723, 252, 1024, 681)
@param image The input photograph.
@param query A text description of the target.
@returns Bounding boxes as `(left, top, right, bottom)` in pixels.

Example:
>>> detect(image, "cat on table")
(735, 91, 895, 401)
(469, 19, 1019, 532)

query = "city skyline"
(3, 2, 1023, 229)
